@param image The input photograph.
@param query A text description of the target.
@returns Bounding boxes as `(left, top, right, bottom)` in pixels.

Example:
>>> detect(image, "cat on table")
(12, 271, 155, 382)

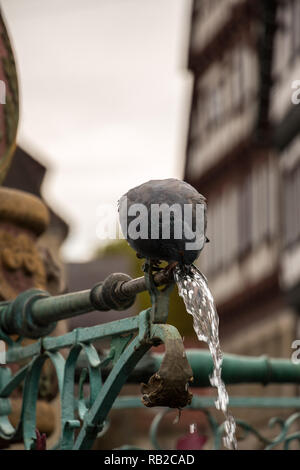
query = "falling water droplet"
(174, 264, 237, 450)
(190, 423, 197, 434)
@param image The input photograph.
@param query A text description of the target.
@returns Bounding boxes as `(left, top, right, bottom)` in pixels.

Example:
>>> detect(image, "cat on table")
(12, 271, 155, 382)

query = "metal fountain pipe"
(76, 349, 300, 388)
(32, 269, 172, 324)
(152, 349, 300, 386)
(0, 269, 173, 338)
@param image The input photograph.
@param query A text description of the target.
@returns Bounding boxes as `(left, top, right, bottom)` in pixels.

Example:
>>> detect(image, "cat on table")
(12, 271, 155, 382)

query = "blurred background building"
(184, 0, 300, 445)
(186, 0, 284, 355)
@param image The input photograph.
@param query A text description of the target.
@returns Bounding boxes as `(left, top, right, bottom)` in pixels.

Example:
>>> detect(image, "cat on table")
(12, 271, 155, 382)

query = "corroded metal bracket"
(143, 260, 175, 323)
(141, 324, 193, 409)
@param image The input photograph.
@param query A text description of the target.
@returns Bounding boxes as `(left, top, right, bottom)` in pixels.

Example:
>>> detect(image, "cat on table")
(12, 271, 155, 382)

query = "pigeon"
(118, 178, 207, 267)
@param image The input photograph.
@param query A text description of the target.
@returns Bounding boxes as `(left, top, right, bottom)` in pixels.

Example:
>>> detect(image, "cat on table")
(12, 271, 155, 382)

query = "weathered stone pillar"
(0, 10, 64, 447)
(0, 188, 62, 443)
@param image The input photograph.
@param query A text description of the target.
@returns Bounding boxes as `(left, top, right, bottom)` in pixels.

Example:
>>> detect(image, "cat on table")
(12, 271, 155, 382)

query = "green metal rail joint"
(0, 269, 299, 450)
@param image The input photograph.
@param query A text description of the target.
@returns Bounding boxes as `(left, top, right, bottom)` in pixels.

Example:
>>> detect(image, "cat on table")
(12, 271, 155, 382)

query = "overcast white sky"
(1, 0, 193, 261)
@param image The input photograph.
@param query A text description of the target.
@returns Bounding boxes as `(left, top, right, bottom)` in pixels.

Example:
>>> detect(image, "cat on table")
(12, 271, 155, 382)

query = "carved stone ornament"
(0, 187, 49, 300)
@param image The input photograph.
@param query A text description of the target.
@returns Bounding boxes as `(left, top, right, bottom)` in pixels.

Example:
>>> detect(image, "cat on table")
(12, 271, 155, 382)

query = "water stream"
(174, 263, 237, 450)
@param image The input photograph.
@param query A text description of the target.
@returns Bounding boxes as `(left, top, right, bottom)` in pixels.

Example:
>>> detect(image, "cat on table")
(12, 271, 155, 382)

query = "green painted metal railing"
(0, 269, 299, 450)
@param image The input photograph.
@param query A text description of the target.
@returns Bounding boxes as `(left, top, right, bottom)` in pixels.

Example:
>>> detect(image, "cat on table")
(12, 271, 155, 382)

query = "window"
(252, 162, 268, 244)
(231, 48, 244, 110)
(201, 158, 279, 277)
(291, 0, 300, 60)
(238, 174, 252, 256)
(283, 163, 300, 247)
(196, 44, 252, 143)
